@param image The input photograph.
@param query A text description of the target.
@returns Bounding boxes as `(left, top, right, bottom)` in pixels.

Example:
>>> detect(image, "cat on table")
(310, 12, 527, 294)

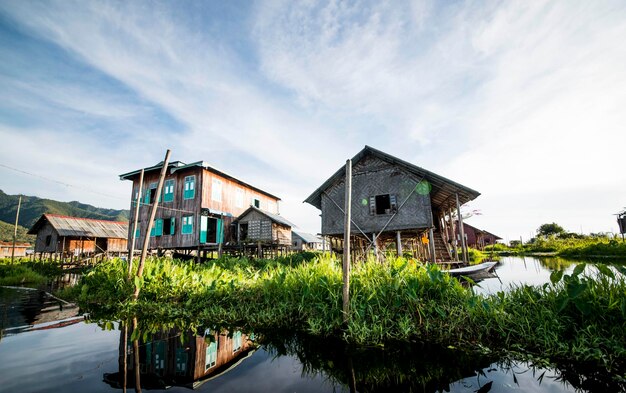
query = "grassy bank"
(78, 254, 626, 378)
(0, 258, 66, 286)
(486, 238, 626, 258)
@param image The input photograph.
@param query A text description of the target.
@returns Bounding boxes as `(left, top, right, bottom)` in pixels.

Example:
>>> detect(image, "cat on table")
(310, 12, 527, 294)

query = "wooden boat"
(446, 261, 498, 278)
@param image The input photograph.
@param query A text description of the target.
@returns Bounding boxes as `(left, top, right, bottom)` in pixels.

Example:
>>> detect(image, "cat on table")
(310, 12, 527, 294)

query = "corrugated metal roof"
(292, 231, 322, 244)
(233, 206, 296, 228)
(28, 214, 128, 239)
(304, 145, 480, 213)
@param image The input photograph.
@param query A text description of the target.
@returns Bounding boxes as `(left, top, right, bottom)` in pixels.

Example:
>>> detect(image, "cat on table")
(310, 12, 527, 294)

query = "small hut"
(304, 146, 480, 263)
(28, 214, 128, 259)
(291, 231, 324, 251)
(232, 206, 293, 246)
(0, 241, 30, 258)
(456, 221, 502, 250)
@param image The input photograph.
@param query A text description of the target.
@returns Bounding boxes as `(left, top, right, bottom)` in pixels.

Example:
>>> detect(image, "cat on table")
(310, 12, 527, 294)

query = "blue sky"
(1, 0, 625, 241)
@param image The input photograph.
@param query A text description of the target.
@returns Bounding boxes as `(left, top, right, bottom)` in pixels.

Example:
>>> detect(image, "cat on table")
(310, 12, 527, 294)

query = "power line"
(0, 162, 127, 202)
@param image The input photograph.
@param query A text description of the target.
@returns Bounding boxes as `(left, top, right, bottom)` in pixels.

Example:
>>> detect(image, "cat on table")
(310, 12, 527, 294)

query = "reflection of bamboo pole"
(134, 149, 171, 300)
(342, 159, 352, 324)
(123, 323, 128, 393)
(128, 169, 144, 280)
(133, 317, 142, 393)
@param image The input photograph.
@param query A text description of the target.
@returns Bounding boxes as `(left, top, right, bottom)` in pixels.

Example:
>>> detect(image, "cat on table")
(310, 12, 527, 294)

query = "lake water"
(0, 257, 624, 393)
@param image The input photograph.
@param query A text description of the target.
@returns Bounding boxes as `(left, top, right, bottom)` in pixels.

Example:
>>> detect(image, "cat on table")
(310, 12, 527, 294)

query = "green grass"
(0, 258, 72, 287)
(486, 237, 626, 258)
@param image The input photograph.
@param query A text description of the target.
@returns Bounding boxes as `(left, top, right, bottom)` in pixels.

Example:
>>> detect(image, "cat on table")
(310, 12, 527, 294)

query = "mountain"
(0, 190, 129, 230)
(0, 220, 34, 243)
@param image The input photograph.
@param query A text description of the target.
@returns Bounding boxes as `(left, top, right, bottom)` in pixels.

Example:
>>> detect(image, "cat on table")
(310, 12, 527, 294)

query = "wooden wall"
(273, 224, 292, 245)
(320, 155, 433, 236)
(107, 238, 128, 252)
(33, 223, 58, 253)
(128, 165, 280, 251)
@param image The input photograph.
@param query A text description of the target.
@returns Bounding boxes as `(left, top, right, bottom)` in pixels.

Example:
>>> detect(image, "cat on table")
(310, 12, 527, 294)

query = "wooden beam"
(342, 159, 352, 324)
(456, 193, 468, 264)
(128, 169, 144, 279)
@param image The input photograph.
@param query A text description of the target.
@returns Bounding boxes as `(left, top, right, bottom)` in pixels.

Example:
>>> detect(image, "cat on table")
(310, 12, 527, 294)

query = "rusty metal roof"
(28, 214, 128, 239)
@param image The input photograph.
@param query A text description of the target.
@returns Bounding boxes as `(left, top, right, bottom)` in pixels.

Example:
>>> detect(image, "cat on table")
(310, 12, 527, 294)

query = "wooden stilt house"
(304, 146, 481, 263)
(27, 214, 128, 259)
(119, 161, 281, 254)
(232, 206, 293, 246)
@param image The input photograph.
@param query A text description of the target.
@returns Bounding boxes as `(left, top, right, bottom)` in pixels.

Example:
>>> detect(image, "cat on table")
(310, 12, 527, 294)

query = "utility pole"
(134, 150, 171, 300)
(342, 159, 352, 324)
(11, 195, 22, 263)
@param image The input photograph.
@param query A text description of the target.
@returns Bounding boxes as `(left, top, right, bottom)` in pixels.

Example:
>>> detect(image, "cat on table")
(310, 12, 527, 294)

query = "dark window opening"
(253, 198, 260, 208)
(149, 188, 157, 204)
(45, 235, 52, 246)
(207, 218, 218, 243)
(163, 217, 174, 235)
(239, 223, 248, 241)
(372, 194, 397, 215)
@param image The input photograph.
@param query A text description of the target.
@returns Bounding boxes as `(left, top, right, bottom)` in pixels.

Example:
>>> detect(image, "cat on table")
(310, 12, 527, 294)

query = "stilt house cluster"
(120, 161, 291, 258)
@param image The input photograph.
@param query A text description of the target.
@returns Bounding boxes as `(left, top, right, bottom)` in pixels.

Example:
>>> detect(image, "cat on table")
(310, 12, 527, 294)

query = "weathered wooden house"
(119, 161, 281, 253)
(0, 241, 30, 258)
(304, 146, 480, 262)
(232, 206, 293, 246)
(27, 214, 128, 258)
(105, 327, 254, 389)
(455, 221, 502, 250)
(291, 231, 324, 251)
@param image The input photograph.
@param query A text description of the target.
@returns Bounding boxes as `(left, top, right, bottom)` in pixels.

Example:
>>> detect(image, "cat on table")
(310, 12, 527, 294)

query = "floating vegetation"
(77, 253, 626, 383)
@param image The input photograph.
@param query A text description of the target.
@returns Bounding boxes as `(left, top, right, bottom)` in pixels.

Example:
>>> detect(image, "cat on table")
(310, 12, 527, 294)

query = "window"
(163, 217, 175, 235)
(252, 197, 260, 208)
(175, 347, 188, 375)
(205, 340, 218, 371)
(150, 219, 163, 237)
(182, 215, 194, 234)
(235, 188, 244, 208)
(184, 176, 195, 199)
(211, 179, 222, 202)
(145, 183, 158, 204)
(134, 227, 140, 238)
(45, 235, 52, 246)
(163, 179, 175, 202)
(369, 194, 398, 215)
(232, 331, 242, 352)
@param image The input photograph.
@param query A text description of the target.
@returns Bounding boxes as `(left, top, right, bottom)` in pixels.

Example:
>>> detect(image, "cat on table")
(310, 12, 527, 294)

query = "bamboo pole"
(134, 149, 171, 300)
(342, 159, 352, 324)
(396, 231, 402, 256)
(128, 169, 144, 279)
(11, 195, 22, 263)
(456, 193, 468, 264)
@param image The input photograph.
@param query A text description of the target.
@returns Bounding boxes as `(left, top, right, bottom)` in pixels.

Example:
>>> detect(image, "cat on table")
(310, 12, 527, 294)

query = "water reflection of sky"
(475, 257, 576, 296)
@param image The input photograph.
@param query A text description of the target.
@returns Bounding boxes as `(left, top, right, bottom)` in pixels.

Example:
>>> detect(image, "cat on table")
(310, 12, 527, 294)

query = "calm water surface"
(0, 256, 623, 393)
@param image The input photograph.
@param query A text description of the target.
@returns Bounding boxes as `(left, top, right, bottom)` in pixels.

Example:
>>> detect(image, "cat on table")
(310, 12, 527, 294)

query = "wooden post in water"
(428, 227, 436, 263)
(448, 208, 458, 260)
(342, 159, 352, 324)
(134, 149, 171, 300)
(455, 193, 468, 264)
(11, 195, 22, 264)
(128, 169, 144, 279)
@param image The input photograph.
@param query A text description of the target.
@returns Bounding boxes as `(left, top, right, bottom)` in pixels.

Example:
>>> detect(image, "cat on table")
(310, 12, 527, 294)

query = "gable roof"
(232, 206, 295, 228)
(28, 214, 128, 239)
(119, 160, 280, 201)
(460, 221, 502, 240)
(304, 145, 480, 212)
(292, 231, 322, 243)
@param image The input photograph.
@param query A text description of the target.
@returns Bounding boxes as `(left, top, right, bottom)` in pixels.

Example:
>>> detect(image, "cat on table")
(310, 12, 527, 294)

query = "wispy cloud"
(1, 1, 625, 237)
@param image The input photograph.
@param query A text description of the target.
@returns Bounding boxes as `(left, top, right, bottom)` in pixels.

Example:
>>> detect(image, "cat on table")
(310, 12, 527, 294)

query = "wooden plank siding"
(126, 163, 281, 251)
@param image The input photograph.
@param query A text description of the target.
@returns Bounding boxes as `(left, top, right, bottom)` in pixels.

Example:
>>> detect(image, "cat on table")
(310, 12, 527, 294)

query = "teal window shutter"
(184, 176, 195, 199)
(155, 219, 163, 236)
(164, 179, 175, 202)
(200, 216, 207, 243)
(182, 216, 194, 234)
(217, 218, 223, 244)
(135, 227, 140, 238)
(170, 217, 175, 235)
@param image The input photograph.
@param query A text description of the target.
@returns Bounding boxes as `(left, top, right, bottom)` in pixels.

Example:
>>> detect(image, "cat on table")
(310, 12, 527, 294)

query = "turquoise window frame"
(232, 331, 242, 352)
(163, 179, 175, 202)
(150, 219, 163, 237)
(182, 215, 194, 235)
(205, 340, 217, 370)
(184, 176, 195, 199)
(135, 227, 140, 238)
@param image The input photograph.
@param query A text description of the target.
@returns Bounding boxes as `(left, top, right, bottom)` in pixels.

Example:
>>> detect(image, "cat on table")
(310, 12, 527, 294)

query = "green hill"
(0, 220, 34, 243)
(0, 189, 129, 229)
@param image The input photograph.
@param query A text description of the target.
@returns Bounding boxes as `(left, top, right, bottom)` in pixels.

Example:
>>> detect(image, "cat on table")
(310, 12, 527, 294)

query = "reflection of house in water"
(105, 327, 255, 389)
